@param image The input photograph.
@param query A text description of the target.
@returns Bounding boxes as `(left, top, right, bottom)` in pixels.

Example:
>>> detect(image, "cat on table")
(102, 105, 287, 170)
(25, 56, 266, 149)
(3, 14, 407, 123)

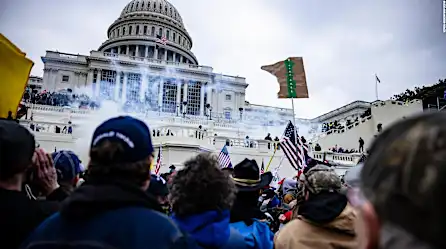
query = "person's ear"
(356, 202, 380, 249)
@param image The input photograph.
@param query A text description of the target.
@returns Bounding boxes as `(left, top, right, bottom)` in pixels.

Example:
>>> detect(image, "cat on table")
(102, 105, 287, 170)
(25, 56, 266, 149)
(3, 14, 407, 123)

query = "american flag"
(156, 35, 167, 45)
(280, 121, 306, 171)
(218, 145, 232, 169)
(260, 159, 265, 174)
(154, 147, 163, 175)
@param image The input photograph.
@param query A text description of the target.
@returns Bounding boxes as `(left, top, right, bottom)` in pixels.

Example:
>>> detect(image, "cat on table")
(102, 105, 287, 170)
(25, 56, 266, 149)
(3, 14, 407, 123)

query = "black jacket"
(21, 180, 199, 249)
(0, 187, 65, 249)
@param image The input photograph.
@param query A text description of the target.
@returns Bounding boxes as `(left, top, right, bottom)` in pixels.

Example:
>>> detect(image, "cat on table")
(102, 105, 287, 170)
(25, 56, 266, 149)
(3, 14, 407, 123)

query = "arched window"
(170, 7, 172, 15)
(166, 30, 170, 39)
(154, 2, 156, 10)
(151, 26, 155, 36)
(136, 25, 140, 35)
(144, 26, 148, 35)
(173, 33, 176, 42)
(165, 6, 167, 13)
(129, 26, 133, 35)
(159, 4, 162, 11)
(123, 27, 126, 35)
(159, 27, 163, 36)
(136, 2, 139, 9)
(141, 1, 144, 8)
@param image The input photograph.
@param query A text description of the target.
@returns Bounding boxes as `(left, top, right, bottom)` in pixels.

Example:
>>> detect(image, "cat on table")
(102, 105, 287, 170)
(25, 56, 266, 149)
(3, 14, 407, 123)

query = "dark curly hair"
(170, 153, 237, 217)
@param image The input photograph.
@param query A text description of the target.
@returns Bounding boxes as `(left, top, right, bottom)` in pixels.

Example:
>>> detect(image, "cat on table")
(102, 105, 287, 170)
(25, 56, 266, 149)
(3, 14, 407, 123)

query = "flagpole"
(375, 75, 379, 100)
(291, 97, 298, 149)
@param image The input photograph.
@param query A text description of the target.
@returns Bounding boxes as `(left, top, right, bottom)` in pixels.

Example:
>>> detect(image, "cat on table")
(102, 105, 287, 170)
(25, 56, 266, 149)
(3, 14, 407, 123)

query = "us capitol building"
(40, 0, 293, 125)
(25, 0, 421, 176)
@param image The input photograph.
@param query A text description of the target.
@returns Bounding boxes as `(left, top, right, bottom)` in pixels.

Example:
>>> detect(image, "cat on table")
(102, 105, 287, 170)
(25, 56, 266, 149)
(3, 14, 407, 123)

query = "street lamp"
(206, 103, 212, 120)
(239, 107, 244, 121)
(182, 101, 187, 118)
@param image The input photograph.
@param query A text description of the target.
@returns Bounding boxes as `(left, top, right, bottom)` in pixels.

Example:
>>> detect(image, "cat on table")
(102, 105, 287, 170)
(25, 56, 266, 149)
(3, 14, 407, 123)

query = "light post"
(182, 101, 187, 118)
(239, 107, 243, 121)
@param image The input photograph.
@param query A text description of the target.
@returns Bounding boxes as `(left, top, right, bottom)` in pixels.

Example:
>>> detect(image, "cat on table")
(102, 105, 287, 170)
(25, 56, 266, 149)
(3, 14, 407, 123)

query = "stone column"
(176, 80, 181, 108)
(135, 45, 139, 57)
(75, 72, 81, 88)
(164, 49, 168, 61)
(117, 46, 121, 54)
(122, 72, 128, 103)
(114, 71, 120, 101)
(173, 52, 176, 62)
(87, 69, 94, 85)
(158, 79, 164, 109)
(43, 68, 50, 90)
(206, 83, 212, 106)
(200, 83, 205, 116)
(96, 69, 102, 98)
(154, 47, 158, 60)
(140, 74, 147, 101)
(126, 46, 130, 55)
(144, 46, 149, 58)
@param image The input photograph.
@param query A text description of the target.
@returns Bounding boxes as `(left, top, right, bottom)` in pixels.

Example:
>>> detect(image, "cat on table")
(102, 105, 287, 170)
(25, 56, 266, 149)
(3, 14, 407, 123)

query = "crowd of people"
(22, 88, 98, 109)
(1, 111, 445, 249)
(321, 108, 372, 133)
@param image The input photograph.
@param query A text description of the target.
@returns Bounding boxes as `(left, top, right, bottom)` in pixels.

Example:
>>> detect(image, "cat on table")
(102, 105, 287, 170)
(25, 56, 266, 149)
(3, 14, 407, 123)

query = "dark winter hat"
(91, 116, 154, 163)
(232, 158, 273, 192)
(51, 150, 83, 181)
(303, 165, 342, 194)
(147, 174, 169, 197)
(361, 112, 446, 249)
(0, 119, 35, 179)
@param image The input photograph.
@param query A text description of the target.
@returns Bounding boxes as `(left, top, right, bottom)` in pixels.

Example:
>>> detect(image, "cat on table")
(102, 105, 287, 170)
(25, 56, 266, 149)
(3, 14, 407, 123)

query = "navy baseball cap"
(51, 150, 83, 181)
(91, 116, 154, 163)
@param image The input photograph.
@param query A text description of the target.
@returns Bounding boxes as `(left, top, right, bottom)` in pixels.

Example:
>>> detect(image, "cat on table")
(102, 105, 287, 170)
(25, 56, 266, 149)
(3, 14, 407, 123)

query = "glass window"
(225, 94, 231, 101)
(166, 30, 170, 39)
(144, 26, 147, 35)
(99, 70, 117, 100)
(126, 73, 142, 102)
(186, 82, 201, 115)
(62, 75, 69, 82)
(224, 111, 231, 120)
(162, 81, 177, 113)
(129, 26, 133, 35)
(151, 26, 155, 36)
(173, 33, 176, 41)
(159, 28, 163, 36)
(123, 27, 126, 35)
(136, 25, 140, 35)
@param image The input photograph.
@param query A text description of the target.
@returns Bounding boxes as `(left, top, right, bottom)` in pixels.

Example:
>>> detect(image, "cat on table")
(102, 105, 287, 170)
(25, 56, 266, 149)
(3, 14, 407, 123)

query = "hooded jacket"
(274, 192, 358, 249)
(21, 180, 198, 249)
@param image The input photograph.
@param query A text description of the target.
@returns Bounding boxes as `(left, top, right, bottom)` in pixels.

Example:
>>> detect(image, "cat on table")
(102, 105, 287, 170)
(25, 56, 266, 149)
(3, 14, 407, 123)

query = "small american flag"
(218, 145, 232, 169)
(280, 121, 306, 171)
(260, 159, 265, 174)
(156, 35, 167, 45)
(154, 147, 163, 175)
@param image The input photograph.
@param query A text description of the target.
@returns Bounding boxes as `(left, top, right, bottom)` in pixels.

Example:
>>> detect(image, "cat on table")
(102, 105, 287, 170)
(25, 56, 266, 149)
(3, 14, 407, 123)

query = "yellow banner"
(0, 34, 34, 118)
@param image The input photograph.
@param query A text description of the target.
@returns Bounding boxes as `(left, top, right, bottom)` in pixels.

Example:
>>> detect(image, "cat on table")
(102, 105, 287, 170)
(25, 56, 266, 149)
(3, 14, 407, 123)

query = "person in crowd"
(0, 119, 66, 249)
(22, 116, 198, 249)
(352, 112, 446, 249)
(147, 174, 170, 215)
(51, 150, 84, 198)
(274, 165, 357, 249)
(358, 137, 364, 152)
(264, 133, 272, 149)
(230, 158, 274, 249)
(273, 136, 280, 150)
(170, 153, 246, 249)
(314, 143, 322, 151)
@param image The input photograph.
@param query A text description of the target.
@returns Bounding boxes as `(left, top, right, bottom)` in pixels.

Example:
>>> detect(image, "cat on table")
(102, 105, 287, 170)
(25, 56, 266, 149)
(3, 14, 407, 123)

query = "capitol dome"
(98, 0, 198, 65)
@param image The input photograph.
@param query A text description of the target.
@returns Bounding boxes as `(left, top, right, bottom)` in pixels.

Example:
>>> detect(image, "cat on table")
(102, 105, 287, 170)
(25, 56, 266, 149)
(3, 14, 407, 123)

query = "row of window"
(110, 23, 190, 48)
(125, 0, 181, 23)
(92, 70, 203, 115)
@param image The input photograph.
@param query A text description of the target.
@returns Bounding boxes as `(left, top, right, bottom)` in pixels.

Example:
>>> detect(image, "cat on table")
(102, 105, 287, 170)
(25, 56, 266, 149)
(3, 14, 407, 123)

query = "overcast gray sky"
(0, 0, 444, 118)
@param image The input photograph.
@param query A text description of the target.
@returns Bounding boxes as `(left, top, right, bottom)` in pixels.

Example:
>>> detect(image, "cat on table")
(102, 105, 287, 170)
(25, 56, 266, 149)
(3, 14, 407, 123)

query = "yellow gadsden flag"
(0, 34, 34, 118)
(261, 57, 309, 99)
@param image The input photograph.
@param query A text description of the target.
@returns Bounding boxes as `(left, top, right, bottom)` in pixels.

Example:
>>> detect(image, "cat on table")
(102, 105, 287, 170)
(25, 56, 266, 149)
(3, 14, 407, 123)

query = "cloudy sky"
(0, 0, 444, 118)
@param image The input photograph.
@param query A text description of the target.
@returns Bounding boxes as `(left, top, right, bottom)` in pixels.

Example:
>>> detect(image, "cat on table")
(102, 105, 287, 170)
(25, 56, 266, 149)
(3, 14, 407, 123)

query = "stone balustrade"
(20, 119, 75, 135)
(312, 151, 363, 166)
